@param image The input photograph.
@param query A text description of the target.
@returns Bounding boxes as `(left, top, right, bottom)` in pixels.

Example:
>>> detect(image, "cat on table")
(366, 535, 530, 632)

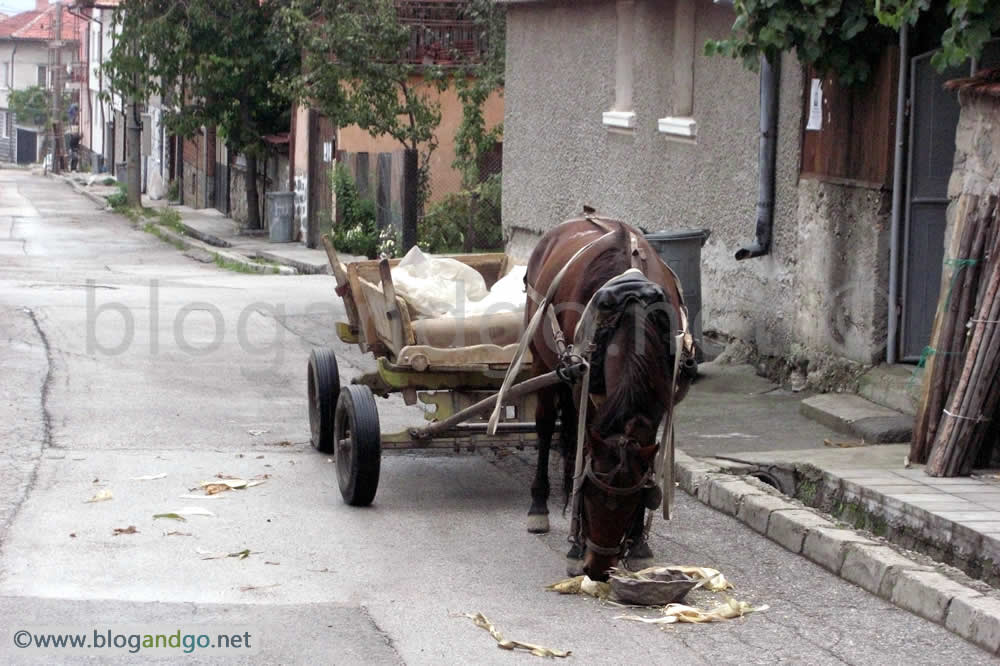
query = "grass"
(127, 202, 285, 276)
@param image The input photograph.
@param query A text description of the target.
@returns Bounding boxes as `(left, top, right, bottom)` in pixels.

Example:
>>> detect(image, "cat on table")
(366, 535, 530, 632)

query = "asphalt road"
(0, 170, 991, 664)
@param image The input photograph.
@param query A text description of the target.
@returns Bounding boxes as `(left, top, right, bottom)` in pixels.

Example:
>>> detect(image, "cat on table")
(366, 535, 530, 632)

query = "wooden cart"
(309, 235, 556, 506)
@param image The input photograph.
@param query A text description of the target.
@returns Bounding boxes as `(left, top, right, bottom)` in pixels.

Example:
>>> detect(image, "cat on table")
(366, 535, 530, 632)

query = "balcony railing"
(396, 1, 486, 65)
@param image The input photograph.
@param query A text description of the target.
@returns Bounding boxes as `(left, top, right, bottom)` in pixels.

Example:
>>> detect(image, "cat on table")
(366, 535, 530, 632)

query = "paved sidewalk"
(147, 201, 338, 275)
(53, 171, 345, 275)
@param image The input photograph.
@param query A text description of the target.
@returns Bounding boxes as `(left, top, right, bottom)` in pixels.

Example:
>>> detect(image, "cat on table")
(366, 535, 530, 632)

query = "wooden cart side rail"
(321, 234, 361, 332)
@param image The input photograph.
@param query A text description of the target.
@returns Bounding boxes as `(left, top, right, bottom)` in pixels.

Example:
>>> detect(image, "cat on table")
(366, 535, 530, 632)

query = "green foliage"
(332, 165, 379, 259)
(419, 173, 502, 253)
(9, 86, 71, 127)
(704, 0, 894, 85)
(166, 180, 179, 202)
(707, 0, 1000, 84)
(103, 0, 299, 226)
(102, 177, 117, 186)
(157, 207, 183, 232)
(280, 0, 451, 210)
(876, 0, 1000, 68)
(453, 1, 505, 190)
(106, 185, 129, 210)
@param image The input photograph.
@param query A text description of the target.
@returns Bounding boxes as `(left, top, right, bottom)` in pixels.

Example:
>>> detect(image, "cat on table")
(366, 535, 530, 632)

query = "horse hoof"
(526, 514, 550, 533)
(566, 557, 585, 577)
(624, 556, 655, 571)
(624, 540, 654, 571)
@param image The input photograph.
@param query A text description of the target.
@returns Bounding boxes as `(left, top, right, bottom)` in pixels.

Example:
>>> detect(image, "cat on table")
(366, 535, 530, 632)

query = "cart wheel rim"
(335, 399, 353, 489)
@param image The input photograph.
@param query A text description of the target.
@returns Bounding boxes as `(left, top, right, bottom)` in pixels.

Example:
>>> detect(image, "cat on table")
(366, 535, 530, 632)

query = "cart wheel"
(334, 384, 381, 506)
(308, 348, 340, 454)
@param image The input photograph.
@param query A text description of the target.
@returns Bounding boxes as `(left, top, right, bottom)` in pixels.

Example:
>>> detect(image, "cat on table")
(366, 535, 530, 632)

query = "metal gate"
(16, 128, 36, 164)
(900, 44, 1000, 360)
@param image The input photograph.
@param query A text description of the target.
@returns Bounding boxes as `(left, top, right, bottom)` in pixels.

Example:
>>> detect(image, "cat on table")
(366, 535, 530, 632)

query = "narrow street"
(0, 170, 992, 663)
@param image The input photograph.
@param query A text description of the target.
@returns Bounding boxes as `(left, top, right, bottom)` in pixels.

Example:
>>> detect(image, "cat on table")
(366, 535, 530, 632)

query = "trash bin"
(266, 192, 296, 243)
(644, 229, 710, 360)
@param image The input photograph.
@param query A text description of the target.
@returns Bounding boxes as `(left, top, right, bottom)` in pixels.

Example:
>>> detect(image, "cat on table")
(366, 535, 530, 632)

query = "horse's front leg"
(527, 385, 556, 533)
(558, 385, 584, 575)
(624, 509, 655, 570)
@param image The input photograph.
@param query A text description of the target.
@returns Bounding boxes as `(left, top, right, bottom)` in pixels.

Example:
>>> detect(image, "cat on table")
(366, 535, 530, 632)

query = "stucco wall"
(336, 75, 504, 203)
(503, 0, 806, 357)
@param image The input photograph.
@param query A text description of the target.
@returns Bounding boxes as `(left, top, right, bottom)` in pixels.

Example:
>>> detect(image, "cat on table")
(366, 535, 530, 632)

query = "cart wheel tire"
(308, 348, 340, 454)
(334, 384, 381, 506)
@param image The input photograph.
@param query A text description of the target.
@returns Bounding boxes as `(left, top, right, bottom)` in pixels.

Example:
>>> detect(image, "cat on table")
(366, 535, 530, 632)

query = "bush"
(106, 185, 128, 210)
(331, 164, 380, 259)
(418, 173, 502, 254)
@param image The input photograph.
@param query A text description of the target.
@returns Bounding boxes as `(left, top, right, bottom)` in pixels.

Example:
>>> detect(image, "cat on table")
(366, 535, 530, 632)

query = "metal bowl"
(609, 568, 698, 606)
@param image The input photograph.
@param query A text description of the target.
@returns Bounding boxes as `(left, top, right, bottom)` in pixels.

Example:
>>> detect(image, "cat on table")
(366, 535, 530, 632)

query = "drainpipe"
(736, 54, 780, 260)
(886, 26, 909, 364)
(68, 5, 100, 168)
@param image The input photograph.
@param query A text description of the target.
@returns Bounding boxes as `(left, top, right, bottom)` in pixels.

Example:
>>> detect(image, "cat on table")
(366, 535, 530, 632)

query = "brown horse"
(523, 216, 693, 581)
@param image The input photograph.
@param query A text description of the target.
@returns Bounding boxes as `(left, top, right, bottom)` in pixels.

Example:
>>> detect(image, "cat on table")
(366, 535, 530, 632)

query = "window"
(658, 0, 697, 140)
(37, 65, 46, 88)
(602, 0, 636, 130)
(0, 112, 8, 139)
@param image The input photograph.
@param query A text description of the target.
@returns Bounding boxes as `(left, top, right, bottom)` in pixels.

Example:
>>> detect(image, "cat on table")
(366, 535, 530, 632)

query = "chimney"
(35, 0, 50, 11)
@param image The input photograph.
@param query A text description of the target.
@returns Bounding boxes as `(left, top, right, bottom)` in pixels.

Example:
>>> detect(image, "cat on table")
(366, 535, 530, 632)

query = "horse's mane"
(583, 225, 673, 437)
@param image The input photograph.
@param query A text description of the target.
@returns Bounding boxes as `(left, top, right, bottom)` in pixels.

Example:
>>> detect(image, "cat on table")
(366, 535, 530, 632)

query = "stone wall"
(503, 0, 891, 371)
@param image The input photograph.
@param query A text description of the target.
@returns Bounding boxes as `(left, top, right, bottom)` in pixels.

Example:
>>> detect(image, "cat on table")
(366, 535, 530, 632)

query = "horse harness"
(519, 214, 686, 561)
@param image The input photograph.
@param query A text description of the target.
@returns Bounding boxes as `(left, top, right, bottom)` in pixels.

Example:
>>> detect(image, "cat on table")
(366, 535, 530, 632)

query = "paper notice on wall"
(806, 79, 823, 131)
(323, 141, 332, 163)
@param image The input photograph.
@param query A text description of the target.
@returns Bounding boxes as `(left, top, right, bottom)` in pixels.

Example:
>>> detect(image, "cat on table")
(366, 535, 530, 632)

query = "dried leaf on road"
(179, 494, 226, 500)
(202, 483, 232, 495)
(615, 598, 767, 625)
(466, 613, 570, 658)
(163, 530, 192, 537)
(154, 513, 186, 522)
(196, 548, 257, 560)
(112, 526, 138, 536)
(84, 489, 113, 503)
(546, 576, 611, 600)
(264, 561, 280, 565)
(130, 473, 167, 481)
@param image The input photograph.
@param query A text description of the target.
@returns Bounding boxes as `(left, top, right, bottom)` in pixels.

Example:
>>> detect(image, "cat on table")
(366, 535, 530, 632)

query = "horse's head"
(579, 415, 661, 580)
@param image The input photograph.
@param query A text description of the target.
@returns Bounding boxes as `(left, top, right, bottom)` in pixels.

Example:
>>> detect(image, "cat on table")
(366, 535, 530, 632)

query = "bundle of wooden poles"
(911, 193, 1000, 476)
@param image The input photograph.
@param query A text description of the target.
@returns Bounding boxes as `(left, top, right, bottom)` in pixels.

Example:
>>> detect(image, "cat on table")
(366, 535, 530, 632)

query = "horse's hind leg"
(527, 385, 555, 533)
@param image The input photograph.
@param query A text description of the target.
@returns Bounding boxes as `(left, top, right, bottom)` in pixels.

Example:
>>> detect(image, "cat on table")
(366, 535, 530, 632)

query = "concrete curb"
(52, 173, 112, 209)
(148, 225, 297, 275)
(252, 249, 330, 275)
(675, 450, 1000, 654)
(174, 219, 232, 248)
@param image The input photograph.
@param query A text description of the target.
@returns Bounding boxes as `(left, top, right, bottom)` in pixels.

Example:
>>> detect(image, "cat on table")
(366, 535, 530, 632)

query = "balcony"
(396, 1, 486, 65)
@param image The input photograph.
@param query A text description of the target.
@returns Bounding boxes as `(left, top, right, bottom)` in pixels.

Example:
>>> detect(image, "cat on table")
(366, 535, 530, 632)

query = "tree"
(280, 0, 448, 248)
(452, 0, 505, 190)
(705, 0, 1000, 84)
(9, 85, 71, 128)
(103, 0, 299, 227)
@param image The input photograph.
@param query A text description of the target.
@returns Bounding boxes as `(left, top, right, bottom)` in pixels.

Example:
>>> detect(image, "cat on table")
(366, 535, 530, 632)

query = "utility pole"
(126, 42, 141, 206)
(49, 0, 64, 174)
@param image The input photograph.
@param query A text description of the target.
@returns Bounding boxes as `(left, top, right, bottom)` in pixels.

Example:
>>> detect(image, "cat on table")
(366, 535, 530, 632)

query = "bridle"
(575, 436, 656, 559)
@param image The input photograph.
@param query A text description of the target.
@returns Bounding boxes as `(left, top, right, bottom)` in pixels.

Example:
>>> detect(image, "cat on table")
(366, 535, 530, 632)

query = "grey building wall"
(503, 0, 888, 366)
